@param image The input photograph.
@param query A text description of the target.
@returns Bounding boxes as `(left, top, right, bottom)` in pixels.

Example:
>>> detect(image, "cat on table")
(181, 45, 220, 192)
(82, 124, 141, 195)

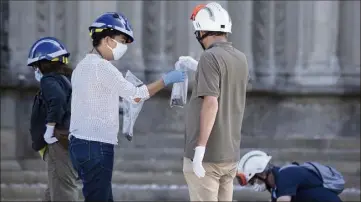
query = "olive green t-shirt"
(184, 42, 249, 163)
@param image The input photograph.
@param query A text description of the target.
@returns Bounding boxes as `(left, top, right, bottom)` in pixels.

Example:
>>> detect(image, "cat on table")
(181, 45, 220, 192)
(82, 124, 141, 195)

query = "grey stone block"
(1, 170, 359, 188)
(0, 90, 17, 128)
(1, 184, 360, 201)
(114, 148, 360, 162)
(3, 158, 360, 176)
(0, 129, 17, 159)
(119, 134, 360, 150)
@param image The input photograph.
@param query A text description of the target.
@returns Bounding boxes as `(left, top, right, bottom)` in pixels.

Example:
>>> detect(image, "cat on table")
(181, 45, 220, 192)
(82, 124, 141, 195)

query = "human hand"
(178, 56, 198, 71)
(43, 124, 58, 144)
(162, 70, 186, 86)
(192, 146, 206, 178)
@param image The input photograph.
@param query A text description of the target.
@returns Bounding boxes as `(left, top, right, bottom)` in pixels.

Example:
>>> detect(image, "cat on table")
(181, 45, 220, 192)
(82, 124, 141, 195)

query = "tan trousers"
(183, 157, 237, 202)
(42, 143, 79, 202)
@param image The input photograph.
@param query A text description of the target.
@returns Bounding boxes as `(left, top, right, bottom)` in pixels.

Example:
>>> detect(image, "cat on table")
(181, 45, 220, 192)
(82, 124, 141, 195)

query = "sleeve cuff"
(132, 85, 150, 100)
(196, 92, 219, 98)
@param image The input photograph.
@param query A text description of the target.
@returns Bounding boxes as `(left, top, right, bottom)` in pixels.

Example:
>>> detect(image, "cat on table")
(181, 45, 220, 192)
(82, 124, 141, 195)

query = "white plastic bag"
(122, 70, 145, 141)
(170, 61, 189, 108)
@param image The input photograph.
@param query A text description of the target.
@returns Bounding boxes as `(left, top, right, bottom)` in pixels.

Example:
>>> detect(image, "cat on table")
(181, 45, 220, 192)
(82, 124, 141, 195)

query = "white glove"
(179, 56, 198, 72)
(43, 125, 58, 144)
(192, 146, 206, 178)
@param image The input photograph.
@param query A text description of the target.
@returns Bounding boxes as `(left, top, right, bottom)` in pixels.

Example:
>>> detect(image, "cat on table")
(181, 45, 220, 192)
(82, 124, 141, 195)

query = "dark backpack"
(29, 91, 48, 151)
(283, 161, 345, 195)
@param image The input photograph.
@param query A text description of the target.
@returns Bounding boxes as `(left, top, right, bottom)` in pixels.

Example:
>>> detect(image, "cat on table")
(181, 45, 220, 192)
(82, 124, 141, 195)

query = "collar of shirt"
(207, 41, 233, 49)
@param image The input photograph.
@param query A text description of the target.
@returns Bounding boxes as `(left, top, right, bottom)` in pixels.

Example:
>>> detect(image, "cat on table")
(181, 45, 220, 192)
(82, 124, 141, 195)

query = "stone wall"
(1, 0, 360, 159)
(1, 88, 360, 160)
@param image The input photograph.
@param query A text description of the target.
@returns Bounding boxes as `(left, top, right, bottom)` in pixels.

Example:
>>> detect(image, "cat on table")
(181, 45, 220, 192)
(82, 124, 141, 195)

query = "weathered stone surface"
(1, 183, 360, 201)
(1, 170, 360, 188)
(4, 158, 360, 177)
(0, 129, 17, 159)
(241, 96, 360, 138)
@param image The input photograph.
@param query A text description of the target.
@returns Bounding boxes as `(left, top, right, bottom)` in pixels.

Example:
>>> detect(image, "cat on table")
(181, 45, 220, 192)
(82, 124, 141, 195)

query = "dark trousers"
(69, 136, 114, 202)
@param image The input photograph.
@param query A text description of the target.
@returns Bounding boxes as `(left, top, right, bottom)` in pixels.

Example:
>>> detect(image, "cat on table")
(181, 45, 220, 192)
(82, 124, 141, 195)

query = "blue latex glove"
(162, 70, 186, 86)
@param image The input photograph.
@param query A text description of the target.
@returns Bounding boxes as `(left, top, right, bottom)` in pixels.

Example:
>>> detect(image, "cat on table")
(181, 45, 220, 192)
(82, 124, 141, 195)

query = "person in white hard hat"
(237, 150, 343, 202)
(177, 2, 249, 201)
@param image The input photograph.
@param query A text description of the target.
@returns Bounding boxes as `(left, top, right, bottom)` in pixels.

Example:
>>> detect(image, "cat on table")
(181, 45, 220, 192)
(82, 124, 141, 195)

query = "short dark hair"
(35, 60, 73, 77)
(91, 29, 125, 47)
(205, 31, 228, 37)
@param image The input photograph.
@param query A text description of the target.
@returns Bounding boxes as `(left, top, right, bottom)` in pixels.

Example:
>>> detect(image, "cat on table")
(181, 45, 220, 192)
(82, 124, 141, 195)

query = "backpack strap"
(60, 75, 72, 89)
(304, 162, 324, 182)
(59, 75, 72, 104)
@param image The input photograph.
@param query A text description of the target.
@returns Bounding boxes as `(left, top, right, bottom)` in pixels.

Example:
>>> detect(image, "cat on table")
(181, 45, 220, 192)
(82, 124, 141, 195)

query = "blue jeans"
(69, 136, 114, 202)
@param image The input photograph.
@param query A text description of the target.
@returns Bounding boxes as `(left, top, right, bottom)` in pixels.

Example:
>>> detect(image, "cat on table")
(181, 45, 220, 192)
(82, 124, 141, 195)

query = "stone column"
(116, 1, 146, 81)
(294, 1, 341, 86)
(0, 91, 18, 159)
(74, 1, 118, 63)
(337, 0, 361, 87)
(8, 1, 37, 77)
(251, 1, 277, 86)
(142, 1, 175, 83)
(228, 1, 255, 83)
(64, 1, 79, 65)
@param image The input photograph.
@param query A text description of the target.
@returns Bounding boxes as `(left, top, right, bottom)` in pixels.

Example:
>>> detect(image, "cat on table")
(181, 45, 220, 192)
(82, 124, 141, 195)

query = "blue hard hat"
(89, 12, 134, 43)
(27, 37, 70, 66)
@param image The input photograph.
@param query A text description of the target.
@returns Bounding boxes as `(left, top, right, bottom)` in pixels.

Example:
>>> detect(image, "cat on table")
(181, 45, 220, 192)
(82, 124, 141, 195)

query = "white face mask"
(107, 38, 127, 60)
(34, 68, 43, 82)
(253, 183, 267, 192)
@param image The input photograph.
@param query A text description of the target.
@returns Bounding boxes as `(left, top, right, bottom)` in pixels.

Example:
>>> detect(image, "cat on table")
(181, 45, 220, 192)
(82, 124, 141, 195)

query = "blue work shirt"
(270, 166, 342, 202)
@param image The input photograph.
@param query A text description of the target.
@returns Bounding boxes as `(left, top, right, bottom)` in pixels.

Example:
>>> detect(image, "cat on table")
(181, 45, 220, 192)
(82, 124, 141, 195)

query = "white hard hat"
(236, 150, 272, 186)
(190, 2, 232, 33)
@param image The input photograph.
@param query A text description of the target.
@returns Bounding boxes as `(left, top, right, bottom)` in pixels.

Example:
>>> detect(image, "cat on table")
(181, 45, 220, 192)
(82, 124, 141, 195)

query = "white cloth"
(69, 53, 150, 145)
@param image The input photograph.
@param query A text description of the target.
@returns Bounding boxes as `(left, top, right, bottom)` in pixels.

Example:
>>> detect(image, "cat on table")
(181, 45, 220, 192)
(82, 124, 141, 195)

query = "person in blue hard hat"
(68, 12, 185, 201)
(27, 37, 78, 201)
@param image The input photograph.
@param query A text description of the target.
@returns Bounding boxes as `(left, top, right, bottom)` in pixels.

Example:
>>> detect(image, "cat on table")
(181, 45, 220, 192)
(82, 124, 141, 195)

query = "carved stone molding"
(294, 1, 341, 86)
(142, 1, 174, 83)
(116, 1, 146, 80)
(8, 1, 37, 78)
(252, 1, 277, 86)
(228, 1, 255, 84)
(337, 0, 361, 86)
(74, 1, 118, 63)
(0, 0, 9, 69)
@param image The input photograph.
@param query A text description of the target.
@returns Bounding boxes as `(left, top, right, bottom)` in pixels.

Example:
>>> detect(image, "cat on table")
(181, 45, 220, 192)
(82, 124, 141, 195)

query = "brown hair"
(36, 60, 73, 77)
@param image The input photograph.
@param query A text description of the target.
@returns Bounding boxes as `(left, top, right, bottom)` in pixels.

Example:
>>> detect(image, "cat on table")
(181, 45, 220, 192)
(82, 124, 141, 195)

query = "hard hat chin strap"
(195, 31, 214, 50)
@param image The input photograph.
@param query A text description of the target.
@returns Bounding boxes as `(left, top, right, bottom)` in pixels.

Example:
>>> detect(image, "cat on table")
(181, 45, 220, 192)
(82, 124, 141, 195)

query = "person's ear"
(259, 172, 267, 179)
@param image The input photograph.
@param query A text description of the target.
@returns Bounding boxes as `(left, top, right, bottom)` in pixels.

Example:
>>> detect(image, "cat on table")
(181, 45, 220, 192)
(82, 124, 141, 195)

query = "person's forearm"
(197, 97, 218, 146)
(132, 79, 165, 103)
(146, 79, 166, 97)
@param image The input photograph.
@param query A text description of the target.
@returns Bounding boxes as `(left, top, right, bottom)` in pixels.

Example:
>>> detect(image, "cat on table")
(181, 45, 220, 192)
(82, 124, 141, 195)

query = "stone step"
(4, 159, 360, 176)
(119, 134, 360, 150)
(113, 148, 360, 162)
(1, 171, 360, 188)
(1, 184, 360, 201)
